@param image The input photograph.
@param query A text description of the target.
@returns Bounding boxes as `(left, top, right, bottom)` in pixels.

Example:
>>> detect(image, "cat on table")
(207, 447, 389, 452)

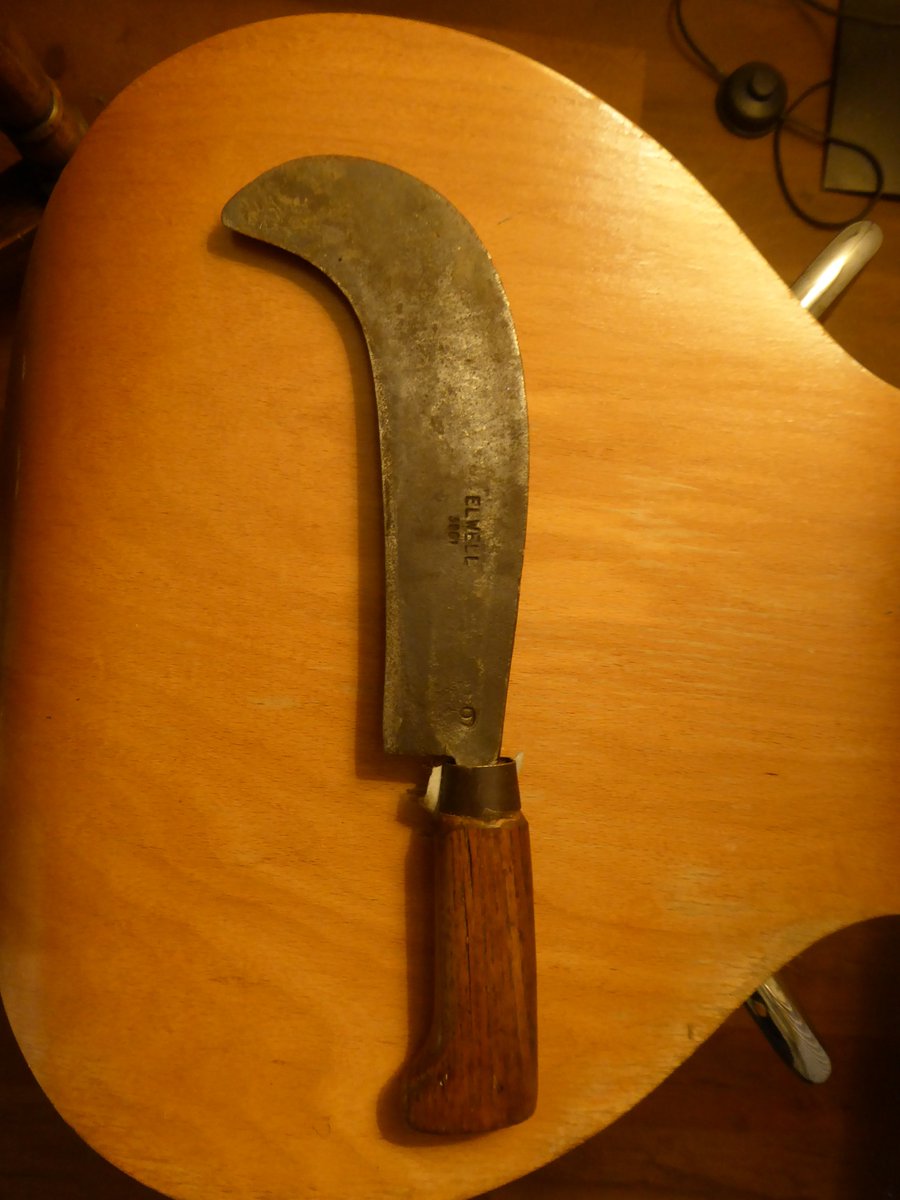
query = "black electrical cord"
(669, 0, 818, 140)
(797, 0, 900, 27)
(773, 79, 885, 228)
(670, 0, 887, 228)
(671, 0, 725, 80)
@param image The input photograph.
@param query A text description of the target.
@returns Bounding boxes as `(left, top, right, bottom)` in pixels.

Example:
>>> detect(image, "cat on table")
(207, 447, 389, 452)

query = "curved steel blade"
(223, 156, 527, 766)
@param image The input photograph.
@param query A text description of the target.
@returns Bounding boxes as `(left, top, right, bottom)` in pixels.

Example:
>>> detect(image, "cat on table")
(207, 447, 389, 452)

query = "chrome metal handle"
(790, 219, 882, 318)
(745, 976, 831, 1084)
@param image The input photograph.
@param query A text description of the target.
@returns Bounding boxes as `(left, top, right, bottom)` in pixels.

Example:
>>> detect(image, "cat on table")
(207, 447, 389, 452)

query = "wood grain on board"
(0, 4, 898, 1199)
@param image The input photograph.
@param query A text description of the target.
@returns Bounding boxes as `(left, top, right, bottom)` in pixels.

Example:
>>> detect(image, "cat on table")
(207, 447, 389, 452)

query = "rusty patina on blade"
(223, 157, 527, 766)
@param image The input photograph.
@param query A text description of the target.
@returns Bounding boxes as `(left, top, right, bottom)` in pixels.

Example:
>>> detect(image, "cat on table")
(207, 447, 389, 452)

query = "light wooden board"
(1, 13, 898, 1200)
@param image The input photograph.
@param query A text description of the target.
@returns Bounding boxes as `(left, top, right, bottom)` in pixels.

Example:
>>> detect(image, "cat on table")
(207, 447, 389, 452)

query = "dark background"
(1, 3, 899, 1197)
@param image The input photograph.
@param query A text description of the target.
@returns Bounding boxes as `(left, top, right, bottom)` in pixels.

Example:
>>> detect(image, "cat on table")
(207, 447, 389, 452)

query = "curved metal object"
(791, 219, 883, 319)
(745, 976, 832, 1084)
(223, 156, 528, 768)
(223, 155, 535, 1135)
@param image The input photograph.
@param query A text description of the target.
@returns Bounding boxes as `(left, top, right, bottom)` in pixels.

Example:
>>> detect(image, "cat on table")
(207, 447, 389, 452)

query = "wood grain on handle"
(405, 763, 537, 1135)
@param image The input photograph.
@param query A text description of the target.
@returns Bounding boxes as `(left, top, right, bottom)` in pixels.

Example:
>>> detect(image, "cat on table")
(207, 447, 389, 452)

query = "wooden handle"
(405, 763, 538, 1134)
(0, 21, 85, 172)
